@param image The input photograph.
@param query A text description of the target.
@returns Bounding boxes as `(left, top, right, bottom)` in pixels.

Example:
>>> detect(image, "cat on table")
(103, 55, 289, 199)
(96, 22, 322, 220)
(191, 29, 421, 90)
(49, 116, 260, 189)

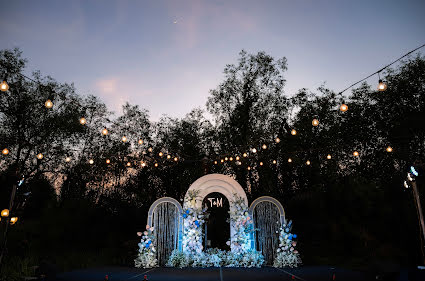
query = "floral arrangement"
(227, 194, 254, 255)
(273, 220, 302, 268)
(134, 225, 158, 268)
(182, 190, 206, 255)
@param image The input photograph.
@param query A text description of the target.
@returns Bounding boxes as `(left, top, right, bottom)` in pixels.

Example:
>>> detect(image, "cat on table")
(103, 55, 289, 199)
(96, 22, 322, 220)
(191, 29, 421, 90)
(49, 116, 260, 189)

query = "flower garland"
(273, 220, 302, 268)
(227, 194, 254, 255)
(134, 225, 158, 268)
(182, 190, 205, 255)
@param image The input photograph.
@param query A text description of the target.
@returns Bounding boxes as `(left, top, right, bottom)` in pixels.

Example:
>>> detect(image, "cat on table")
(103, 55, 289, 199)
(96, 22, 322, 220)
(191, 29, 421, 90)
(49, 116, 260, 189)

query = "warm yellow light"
(275, 137, 281, 143)
(353, 151, 359, 157)
(127, 162, 131, 167)
(340, 104, 348, 112)
(247, 166, 251, 170)
(272, 160, 277, 164)
(79, 117, 86, 125)
(312, 119, 319, 126)
(262, 144, 267, 150)
(214, 161, 218, 164)
(2, 148, 9, 155)
(10, 217, 18, 223)
(291, 129, 297, 135)
(65, 156, 71, 162)
(225, 157, 228, 161)
(229, 157, 233, 161)
(259, 162, 263, 166)
(122, 136, 127, 142)
(326, 154, 332, 160)
(252, 148, 257, 153)
(167, 155, 171, 159)
(148, 147, 153, 152)
(102, 128, 108, 135)
(220, 159, 224, 163)
(243, 153, 248, 157)
(45, 99, 53, 109)
(236, 156, 240, 161)
(106, 159, 110, 164)
(0, 81, 9, 92)
(1, 209, 9, 217)
(306, 160, 311, 165)
(386, 146, 393, 152)
(141, 162, 146, 167)
(154, 163, 158, 167)
(174, 157, 178, 162)
(89, 159, 94, 164)
(36, 153, 43, 160)
(288, 158, 292, 163)
(378, 80, 387, 91)
(138, 139, 143, 145)
(159, 152, 164, 157)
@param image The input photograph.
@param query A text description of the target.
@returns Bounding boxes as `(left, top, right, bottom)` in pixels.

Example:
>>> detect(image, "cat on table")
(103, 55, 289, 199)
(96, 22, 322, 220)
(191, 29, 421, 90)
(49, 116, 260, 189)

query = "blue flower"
(185, 210, 190, 214)
(148, 240, 152, 245)
(195, 220, 200, 227)
(145, 244, 150, 248)
(183, 213, 188, 218)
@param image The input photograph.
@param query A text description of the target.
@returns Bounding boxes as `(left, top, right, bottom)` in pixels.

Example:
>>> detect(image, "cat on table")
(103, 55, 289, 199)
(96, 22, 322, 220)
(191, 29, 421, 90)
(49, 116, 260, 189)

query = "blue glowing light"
(293, 234, 297, 239)
(183, 213, 188, 218)
(410, 166, 419, 177)
(186, 210, 190, 214)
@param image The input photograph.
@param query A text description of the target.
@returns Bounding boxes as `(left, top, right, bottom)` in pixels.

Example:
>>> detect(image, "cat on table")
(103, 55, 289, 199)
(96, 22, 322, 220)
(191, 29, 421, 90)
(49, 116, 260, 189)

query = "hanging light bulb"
(262, 144, 267, 150)
(229, 157, 233, 161)
(45, 99, 53, 109)
(138, 139, 143, 145)
(386, 146, 393, 152)
(148, 147, 153, 152)
(243, 153, 248, 157)
(353, 151, 359, 157)
(102, 128, 108, 135)
(291, 129, 297, 135)
(340, 104, 348, 112)
(247, 166, 251, 170)
(79, 117, 86, 125)
(154, 163, 158, 167)
(10, 217, 18, 224)
(174, 157, 178, 162)
(36, 153, 43, 160)
(306, 160, 311, 165)
(272, 160, 277, 164)
(378, 79, 387, 91)
(288, 158, 292, 163)
(167, 155, 171, 159)
(2, 148, 9, 155)
(159, 152, 164, 157)
(220, 159, 224, 163)
(252, 148, 257, 153)
(106, 159, 111, 164)
(121, 136, 127, 142)
(259, 162, 264, 166)
(326, 154, 332, 160)
(89, 159, 94, 164)
(236, 156, 240, 161)
(126, 162, 131, 167)
(141, 162, 146, 167)
(214, 161, 218, 165)
(225, 157, 228, 161)
(312, 119, 319, 126)
(0, 81, 9, 92)
(1, 209, 9, 217)
(275, 137, 280, 143)
(65, 156, 71, 162)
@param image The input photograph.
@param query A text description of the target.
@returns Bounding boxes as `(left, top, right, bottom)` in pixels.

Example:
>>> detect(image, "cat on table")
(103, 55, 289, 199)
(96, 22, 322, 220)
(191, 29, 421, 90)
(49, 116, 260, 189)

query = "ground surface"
(55, 266, 425, 281)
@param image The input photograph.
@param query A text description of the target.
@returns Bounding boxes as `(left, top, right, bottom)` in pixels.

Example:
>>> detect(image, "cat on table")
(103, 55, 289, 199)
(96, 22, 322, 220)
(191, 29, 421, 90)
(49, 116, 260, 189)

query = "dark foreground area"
(55, 266, 425, 281)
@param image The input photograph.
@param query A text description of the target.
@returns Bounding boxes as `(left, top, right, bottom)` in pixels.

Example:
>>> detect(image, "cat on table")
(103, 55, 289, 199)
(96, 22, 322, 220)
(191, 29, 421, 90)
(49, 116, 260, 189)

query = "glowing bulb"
(378, 79, 387, 91)
(326, 154, 332, 160)
(2, 148, 9, 155)
(243, 153, 248, 157)
(306, 160, 311, 165)
(386, 146, 393, 152)
(10, 217, 17, 223)
(1, 209, 9, 217)
(272, 160, 277, 164)
(106, 159, 110, 164)
(65, 156, 71, 162)
(236, 156, 240, 161)
(353, 151, 359, 157)
(102, 129, 108, 135)
(262, 144, 267, 150)
(225, 157, 228, 161)
(291, 129, 297, 135)
(89, 159, 94, 164)
(138, 139, 143, 145)
(174, 157, 178, 162)
(159, 152, 164, 157)
(154, 163, 158, 167)
(0, 81, 9, 92)
(79, 117, 86, 125)
(36, 153, 43, 160)
(127, 162, 131, 167)
(259, 162, 264, 166)
(229, 157, 233, 161)
(221, 159, 224, 163)
(214, 161, 218, 164)
(275, 137, 281, 143)
(148, 147, 153, 152)
(340, 104, 348, 112)
(167, 155, 171, 159)
(312, 119, 319, 126)
(288, 158, 292, 163)
(247, 166, 251, 170)
(252, 148, 257, 153)
(121, 136, 127, 142)
(45, 99, 53, 108)
(141, 162, 146, 167)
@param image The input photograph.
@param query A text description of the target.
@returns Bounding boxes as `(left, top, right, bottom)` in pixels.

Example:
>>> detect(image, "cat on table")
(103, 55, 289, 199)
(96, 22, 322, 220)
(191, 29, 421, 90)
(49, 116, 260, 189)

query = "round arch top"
(184, 174, 248, 210)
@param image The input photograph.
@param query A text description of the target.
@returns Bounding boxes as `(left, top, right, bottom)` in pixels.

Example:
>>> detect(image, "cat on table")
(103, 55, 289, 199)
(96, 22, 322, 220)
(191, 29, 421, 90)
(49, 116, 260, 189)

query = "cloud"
(95, 77, 118, 93)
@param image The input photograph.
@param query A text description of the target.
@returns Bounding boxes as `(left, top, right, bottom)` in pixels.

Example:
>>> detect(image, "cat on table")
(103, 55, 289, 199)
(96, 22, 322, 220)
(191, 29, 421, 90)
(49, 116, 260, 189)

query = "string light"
(167, 155, 171, 159)
(121, 136, 127, 142)
(220, 159, 224, 163)
(174, 157, 178, 162)
(138, 139, 143, 145)
(378, 79, 387, 91)
(386, 146, 393, 152)
(79, 117, 86, 125)
(340, 104, 348, 112)
(272, 160, 277, 164)
(312, 119, 319, 126)
(262, 144, 267, 150)
(159, 152, 164, 157)
(148, 147, 153, 152)
(353, 151, 359, 157)
(225, 157, 228, 161)
(243, 153, 248, 157)
(1, 209, 9, 217)
(2, 148, 9, 155)
(236, 156, 240, 161)
(102, 128, 108, 135)
(259, 162, 264, 166)
(229, 157, 233, 161)
(0, 81, 9, 92)
(65, 156, 71, 162)
(126, 162, 131, 167)
(275, 137, 280, 143)
(252, 148, 257, 153)
(36, 153, 43, 160)
(247, 166, 251, 170)
(154, 163, 158, 167)
(291, 129, 297, 135)
(288, 158, 292, 163)
(44, 99, 53, 109)
(306, 160, 311, 165)
(89, 159, 94, 164)
(106, 159, 110, 164)
(141, 162, 146, 167)
(214, 161, 218, 164)
(10, 217, 18, 224)
(326, 154, 332, 160)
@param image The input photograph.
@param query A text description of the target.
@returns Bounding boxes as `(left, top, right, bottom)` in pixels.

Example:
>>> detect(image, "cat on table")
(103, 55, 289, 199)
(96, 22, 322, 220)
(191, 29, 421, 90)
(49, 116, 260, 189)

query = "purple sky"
(1, 0, 424, 120)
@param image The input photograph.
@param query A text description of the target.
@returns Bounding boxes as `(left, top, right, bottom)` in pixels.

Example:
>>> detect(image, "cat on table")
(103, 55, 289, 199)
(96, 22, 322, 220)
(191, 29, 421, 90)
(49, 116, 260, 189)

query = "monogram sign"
(206, 197, 223, 208)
